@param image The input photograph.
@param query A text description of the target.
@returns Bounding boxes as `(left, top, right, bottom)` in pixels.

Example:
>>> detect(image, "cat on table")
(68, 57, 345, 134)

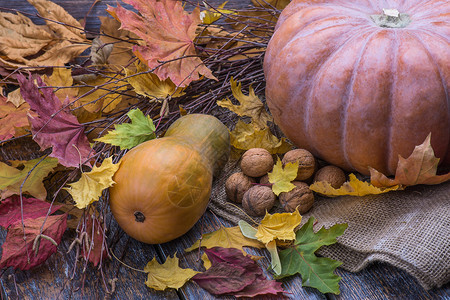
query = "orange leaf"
(370, 134, 450, 187)
(107, 0, 216, 87)
(0, 95, 29, 141)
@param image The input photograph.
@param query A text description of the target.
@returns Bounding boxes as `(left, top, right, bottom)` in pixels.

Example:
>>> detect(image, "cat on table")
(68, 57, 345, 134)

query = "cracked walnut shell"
(242, 185, 276, 216)
(279, 181, 314, 214)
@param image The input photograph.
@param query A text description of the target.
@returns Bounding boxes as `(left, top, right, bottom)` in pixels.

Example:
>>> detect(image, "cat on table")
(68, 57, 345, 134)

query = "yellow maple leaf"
(310, 173, 401, 197)
(0, 156, 58, 200)
(144, 255, 198, 291)
(125, 62, 185, 100)
(218, 77, 272, 129)
(185, 226, 264, 254)
(43, 67, 79, 101)
(255, 210, 302, 245)
(370, 134, 450, 187)
(64, 157, 121, 209)
(268, 158, 298, 196)
(230, 120, 292, 154)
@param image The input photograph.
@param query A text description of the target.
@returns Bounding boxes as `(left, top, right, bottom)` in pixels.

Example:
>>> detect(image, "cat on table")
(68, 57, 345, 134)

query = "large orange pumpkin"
(264, 0, 449, 175)
(109, 114, 230, 244)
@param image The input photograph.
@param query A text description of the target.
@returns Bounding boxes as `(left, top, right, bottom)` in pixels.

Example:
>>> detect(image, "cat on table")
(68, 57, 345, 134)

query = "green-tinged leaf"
(230, 120, 292, 155)
(268, 158, 298, 196)
(277, 217, 348, 294)
(64, 157, 121, 209)
(238, 220, 258, 239)
(0, 156, 58, 200)
(95, 108, 156, 150)
(266, 240, 281, 275)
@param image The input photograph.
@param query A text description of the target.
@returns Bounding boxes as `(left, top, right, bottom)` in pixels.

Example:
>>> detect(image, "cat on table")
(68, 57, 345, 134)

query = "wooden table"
(0, 1, 449, 299)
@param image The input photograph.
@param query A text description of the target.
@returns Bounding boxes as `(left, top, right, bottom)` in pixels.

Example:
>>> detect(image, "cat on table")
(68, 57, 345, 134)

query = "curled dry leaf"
(107, 0, 217, 87)
(370, 134, 450, 187)
(0, 0, 90, 68)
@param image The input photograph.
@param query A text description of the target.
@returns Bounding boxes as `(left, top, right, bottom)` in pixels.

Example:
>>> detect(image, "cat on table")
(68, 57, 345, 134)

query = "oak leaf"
(107, 0, 216, 87)
(0, 94, 29, 141)
(310, 173, 401, 197)
(192, 247, 284, 297)
(18, 74, 92, 168)
(125, 62, 185, 99)
(268, 158, 298, 196)
(217, 77, 273, 129)
(0, 195, 61, 228)
(370, 134, 450, 187)
(144, 255, 198, 291)
(230, 120, 292, 154)
(185, 225, 264, 254)
(0, 156, 58, 200)
(277, 217, 347, 295)
(0, 214, 67, 270)
(0, 0, 89, 68)
(64, 157, 121, 209)
(95, 108, 156, 150)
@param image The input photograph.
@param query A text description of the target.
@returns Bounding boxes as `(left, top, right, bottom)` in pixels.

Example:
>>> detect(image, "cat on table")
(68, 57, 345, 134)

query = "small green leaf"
(238, 220, 258, 239)
(95, 108, 156, 150)
(268, 158, 298, 196)
(277, 217, 348, 294)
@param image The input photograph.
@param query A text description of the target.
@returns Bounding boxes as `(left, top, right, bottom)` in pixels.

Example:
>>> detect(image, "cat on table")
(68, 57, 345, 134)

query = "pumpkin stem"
(370, 8, 411, 28)
(134, 211, 146, 222)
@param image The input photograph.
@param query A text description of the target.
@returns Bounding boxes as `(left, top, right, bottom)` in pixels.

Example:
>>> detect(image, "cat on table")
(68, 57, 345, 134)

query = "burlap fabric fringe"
(209, 159, 450, 290)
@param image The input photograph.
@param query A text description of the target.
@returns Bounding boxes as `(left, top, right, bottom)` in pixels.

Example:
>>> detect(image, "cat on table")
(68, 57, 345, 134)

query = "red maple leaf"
(0, 195, 61, 229)
(107, 0, 216, 87)
(0, 214, 67, 270)
(17, 74, 92, 167)
(192, 247, 284, 297)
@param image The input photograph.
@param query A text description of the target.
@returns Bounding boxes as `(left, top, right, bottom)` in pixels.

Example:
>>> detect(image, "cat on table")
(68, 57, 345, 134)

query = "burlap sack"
(209, 160, 450, 290)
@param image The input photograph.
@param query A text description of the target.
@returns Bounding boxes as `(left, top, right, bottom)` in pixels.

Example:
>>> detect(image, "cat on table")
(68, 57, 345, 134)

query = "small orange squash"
(109, 114, 230, 244)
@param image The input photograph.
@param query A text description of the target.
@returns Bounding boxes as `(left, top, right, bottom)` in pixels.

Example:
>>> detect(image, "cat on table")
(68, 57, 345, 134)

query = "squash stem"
(370, 8, 411, 28)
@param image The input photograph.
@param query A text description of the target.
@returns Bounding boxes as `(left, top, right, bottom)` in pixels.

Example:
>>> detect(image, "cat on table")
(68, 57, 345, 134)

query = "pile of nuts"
(225, 148, 347, 216)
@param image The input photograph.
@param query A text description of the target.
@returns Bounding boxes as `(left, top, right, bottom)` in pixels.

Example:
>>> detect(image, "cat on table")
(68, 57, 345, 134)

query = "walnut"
(314, 165, 346, 189)
(282, 149, 316, 181)
(240, 148, 274, 177)
(225, 172, 256, 203)
(259, 174, 270, 185)
(242, 185, 276, 216)
(279, 181, 314, 214)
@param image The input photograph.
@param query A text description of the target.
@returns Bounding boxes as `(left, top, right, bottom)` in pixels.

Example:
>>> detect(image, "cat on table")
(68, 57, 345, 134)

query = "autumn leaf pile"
(0, 0, 448, 297)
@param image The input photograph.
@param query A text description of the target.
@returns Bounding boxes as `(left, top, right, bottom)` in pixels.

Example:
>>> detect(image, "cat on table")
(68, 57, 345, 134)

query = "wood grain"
(0, 1, 449, 299)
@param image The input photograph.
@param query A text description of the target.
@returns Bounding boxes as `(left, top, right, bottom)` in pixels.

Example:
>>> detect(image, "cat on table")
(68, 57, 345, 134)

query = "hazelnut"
(314, 165, 346, 189)
(282, 149, 316, 181)
(242, 185, 276, 216)
(225, 172, 256, 203)
(279, 181, 314, 214)
(240, 148, 274, 177)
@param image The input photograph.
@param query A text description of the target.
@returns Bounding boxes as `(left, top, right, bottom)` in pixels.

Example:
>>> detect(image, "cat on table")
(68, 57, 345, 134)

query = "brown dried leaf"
(370, 134, 450, 187)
